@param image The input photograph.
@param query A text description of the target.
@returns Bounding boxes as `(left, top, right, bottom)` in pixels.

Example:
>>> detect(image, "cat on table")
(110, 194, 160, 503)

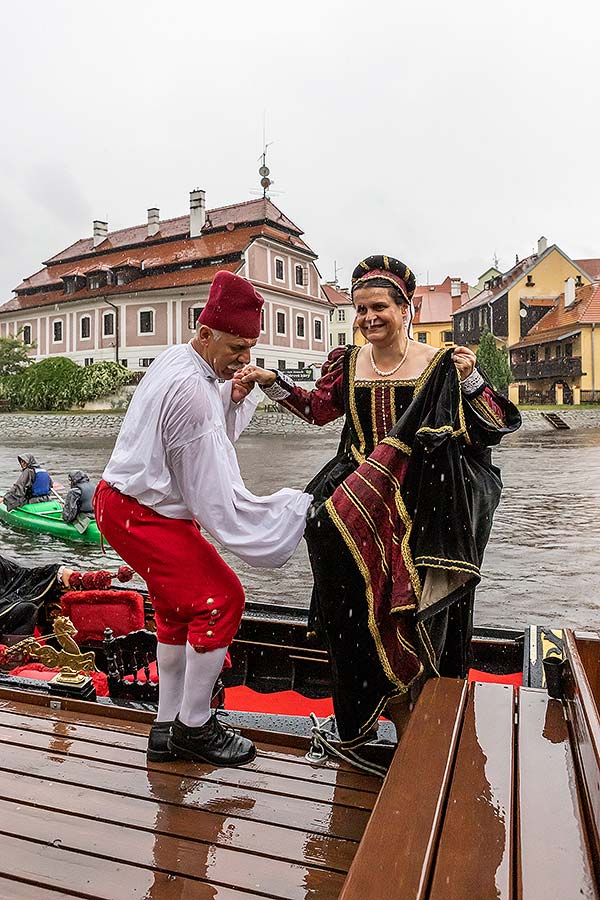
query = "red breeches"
(93, 480, 245, 650)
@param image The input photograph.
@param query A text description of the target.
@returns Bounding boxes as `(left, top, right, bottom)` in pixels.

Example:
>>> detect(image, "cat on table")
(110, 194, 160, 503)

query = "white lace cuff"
(460, 368, 485, 395)
(262, 371, 294, 401)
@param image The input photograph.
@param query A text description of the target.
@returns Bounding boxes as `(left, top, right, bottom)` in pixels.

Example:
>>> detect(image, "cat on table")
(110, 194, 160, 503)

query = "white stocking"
(156, 643, 186, 723)
(178, 643, 228, 728)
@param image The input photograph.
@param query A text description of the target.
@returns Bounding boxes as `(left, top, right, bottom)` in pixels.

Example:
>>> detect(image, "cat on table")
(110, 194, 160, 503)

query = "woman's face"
(353, 286, 408, 345)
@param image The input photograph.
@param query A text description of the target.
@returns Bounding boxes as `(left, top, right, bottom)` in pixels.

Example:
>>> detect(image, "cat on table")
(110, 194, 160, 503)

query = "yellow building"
(412, 276, 469, 348)
(510, 280, 600, 405)
(452, 240, 595, 402)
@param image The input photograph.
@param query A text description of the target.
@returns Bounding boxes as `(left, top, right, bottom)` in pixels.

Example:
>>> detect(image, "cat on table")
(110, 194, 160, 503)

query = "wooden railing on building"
(511, 356, 582, 381)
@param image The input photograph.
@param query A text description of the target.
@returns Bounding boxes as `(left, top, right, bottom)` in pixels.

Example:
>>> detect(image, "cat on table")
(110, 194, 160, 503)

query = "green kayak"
(0, 499, 103, 544)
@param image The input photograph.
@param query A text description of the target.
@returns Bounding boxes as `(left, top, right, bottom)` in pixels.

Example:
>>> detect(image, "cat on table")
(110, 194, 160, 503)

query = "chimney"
(190, 189, 206, 238)
(147, 207, 160, 237)
(537, 235, 547, 255)
(93, 220, 108, 248)
(450, 278, 462, 298)
(564, 276, 576, 308)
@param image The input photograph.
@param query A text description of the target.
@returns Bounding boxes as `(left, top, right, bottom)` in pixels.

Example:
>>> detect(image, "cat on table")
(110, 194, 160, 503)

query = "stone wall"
(1, 406, 600, 440)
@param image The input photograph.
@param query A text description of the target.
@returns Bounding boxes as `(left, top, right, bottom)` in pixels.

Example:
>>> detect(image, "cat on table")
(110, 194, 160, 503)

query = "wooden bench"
(340, 631, 600, 900)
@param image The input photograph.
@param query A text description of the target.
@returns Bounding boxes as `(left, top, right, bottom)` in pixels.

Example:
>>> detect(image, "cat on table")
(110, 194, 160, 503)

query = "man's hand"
(231, 371, 253, 404)
(238, 365, 277, 388)
(452, 346, 476, 381)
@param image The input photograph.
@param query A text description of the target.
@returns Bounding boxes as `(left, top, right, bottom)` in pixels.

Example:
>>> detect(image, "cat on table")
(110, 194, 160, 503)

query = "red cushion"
(124, 660, 158, 684)
(8, 662, 109, 696)
(61, 590, 145, 642)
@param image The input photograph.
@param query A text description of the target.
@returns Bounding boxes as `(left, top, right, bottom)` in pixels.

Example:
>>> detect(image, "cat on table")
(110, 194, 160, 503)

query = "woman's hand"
(452, 346, 476, 381)
(238, 365, 277, 388)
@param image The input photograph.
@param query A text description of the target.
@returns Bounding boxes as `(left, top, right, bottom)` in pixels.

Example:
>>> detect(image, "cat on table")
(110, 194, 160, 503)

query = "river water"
(0, 425, 599, 631)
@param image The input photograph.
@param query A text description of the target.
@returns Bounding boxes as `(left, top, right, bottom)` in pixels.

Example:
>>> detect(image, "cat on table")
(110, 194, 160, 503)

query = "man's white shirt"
(103, 342, 312, 568)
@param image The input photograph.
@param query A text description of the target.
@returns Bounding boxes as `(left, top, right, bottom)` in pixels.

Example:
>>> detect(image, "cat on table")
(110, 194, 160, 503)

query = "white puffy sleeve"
(163, 377, 312, 568)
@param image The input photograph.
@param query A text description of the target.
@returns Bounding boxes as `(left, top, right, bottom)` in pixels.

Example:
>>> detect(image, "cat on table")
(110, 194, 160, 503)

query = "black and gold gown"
(269, 345, 521, 747)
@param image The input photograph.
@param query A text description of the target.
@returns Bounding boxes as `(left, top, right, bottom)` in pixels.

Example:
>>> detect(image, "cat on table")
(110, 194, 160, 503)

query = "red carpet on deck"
(468, 668, 523, 687)
(223, 670, 523, 717)
(224, 686, 335, 717)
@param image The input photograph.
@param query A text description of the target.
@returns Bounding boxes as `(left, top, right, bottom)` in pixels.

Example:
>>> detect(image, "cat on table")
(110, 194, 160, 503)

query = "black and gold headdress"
(351, 255, 416, 303)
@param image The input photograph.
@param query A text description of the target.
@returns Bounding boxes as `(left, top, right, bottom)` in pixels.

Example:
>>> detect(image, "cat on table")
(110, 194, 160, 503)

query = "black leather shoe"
(168, 714, 256, 766)
(147, 720, 176, 762)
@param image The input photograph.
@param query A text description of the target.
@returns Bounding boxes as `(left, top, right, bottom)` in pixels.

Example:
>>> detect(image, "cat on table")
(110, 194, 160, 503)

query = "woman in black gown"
(241, 255, 521, 747)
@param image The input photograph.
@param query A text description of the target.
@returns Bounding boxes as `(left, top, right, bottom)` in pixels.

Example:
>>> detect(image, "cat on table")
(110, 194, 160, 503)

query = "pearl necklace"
(369, 340, 410, 378)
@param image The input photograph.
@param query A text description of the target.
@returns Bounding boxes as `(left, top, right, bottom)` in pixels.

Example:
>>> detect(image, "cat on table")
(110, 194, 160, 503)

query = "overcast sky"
(1, 0, 598, 302)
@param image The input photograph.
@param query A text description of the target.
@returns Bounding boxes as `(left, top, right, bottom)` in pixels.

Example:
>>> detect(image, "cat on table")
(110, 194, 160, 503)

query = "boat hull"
(0, 500, 103, 544)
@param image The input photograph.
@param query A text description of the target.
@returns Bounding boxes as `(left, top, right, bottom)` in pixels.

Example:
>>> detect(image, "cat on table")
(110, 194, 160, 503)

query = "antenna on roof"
(333, 260, 342, 285)
(493, 251, 499, 269)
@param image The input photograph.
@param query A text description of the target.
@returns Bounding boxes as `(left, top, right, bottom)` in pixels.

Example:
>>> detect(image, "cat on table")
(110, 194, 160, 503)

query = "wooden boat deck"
(0, 688, 380, 900)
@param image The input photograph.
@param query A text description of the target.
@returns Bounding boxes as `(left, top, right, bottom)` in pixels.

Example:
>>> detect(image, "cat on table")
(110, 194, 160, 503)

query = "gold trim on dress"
(348, 347, 367, 460)
(324, 497, 422, 693)
(339, 483, 390, 577)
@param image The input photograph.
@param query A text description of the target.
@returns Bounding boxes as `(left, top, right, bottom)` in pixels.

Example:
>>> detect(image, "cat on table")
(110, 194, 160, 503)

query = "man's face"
(201, 328, 257, 379)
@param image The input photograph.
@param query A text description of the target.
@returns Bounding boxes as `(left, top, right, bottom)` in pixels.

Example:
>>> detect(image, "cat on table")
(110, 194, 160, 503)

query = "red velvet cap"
(198, 271, 264, 339)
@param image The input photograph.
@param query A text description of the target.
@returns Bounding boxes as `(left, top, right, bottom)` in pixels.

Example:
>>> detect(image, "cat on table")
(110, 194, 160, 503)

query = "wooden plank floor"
(0, 696, 381, 899)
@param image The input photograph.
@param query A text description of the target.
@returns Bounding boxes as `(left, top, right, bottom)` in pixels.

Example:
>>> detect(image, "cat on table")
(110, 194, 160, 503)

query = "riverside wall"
(1, 407, 600, 440)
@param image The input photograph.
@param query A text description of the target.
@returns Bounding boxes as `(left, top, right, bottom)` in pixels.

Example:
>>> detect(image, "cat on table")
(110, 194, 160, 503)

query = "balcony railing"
(511, 356, 582, 381)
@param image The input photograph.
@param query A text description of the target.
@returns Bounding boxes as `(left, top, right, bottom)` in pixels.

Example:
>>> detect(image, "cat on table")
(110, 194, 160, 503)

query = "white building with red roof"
(0, 191, 330, 374)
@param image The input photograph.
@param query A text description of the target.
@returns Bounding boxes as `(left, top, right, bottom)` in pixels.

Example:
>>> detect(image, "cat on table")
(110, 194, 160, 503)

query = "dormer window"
(576, 275, 583, 287)
(88, 273, 102, 290)
(526, 274, 535, 287)
(63, 275, 85, 295)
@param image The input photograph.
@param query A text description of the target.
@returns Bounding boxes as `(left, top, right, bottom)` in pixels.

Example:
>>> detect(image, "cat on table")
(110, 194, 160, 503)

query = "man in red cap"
(94, 271, 312, 767)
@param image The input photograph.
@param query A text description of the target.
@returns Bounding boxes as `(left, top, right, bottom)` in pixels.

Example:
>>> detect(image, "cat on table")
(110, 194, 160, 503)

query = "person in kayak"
(62, 471, 96, 524)
(2, 454, 53, 512)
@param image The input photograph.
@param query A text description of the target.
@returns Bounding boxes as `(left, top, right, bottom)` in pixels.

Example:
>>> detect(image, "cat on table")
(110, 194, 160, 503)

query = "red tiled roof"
(511, 283, 600, 348)
(412, 277, 469, 325)
(0, 262, 240, 314)
(321, 283, 352, 306)
(4, 216, 316, 314)
(575, 258, 600, 281)
(42, 198, 303, 266)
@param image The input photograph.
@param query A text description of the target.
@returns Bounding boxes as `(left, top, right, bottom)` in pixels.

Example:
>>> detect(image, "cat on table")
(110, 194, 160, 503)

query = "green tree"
(3, 357, 134, 410)
(476, 329, 512, 393)
(0, 334, 35, 376)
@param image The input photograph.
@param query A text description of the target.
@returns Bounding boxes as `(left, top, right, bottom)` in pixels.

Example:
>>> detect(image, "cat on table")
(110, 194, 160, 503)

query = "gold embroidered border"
(415, 553, 480, 571)
(354, 470, 400, 543)
(339, 482, 390, 577)
(325, 498, 413, 691)
(370, 382, 379, 443)
(348, 347, 367, 460)
(415, 557, 480, 576)
(382, 436, 413, 456)
(366, 455, 423, 602)
(417, 621, 440, 675)
(470, 394, 504, 429)
(416, 424, 454, 436)
(413, 348, 446, 396)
